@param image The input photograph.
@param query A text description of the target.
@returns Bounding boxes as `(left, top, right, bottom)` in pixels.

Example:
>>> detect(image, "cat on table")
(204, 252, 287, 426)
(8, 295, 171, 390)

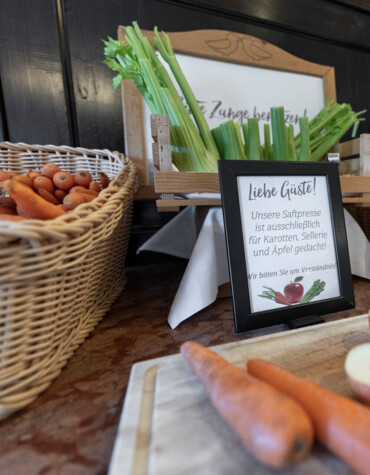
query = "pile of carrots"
(181, 341, 370, 474)
(0, 162, 111, 221)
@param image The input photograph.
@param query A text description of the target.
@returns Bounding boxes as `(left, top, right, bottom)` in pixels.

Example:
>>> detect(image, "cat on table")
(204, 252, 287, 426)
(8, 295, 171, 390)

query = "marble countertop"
(0, 259, 368, 474)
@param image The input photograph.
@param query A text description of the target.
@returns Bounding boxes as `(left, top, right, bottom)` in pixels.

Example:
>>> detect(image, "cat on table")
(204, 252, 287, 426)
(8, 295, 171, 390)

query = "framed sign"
(218, 160, 355, 333)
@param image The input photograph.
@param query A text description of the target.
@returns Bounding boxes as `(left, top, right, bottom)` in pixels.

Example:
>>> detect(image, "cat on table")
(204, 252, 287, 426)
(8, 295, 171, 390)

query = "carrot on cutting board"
(180, 341, 313, 469)
(247, 358, 370, 475)
(2, 179, 65, 219)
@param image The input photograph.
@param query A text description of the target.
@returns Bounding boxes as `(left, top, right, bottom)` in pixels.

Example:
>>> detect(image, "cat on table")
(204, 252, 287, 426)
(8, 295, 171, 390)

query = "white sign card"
(218, 161, 355, 333)
(143, 54, 325, 179)
(237, 175, 341, 313)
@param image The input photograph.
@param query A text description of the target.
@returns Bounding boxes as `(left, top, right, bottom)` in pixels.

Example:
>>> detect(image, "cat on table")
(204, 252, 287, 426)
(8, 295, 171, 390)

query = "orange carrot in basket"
(63, 192, 95, 210)
(75, 170, 92, 187)
(37, 188, 60, 205)
(53, 171, 75, 191)
(0, 205, 17, 215)
(41, 162, 60, 178)
(56, 203, 70, 212)
(180, 341, 313, 468)
(54, 189, 67, 201)
(0, 196, 16, 207)
(89, 181, 101, 193)
(12, 175, 33, 188)
(69, 185, 98, 196)
(2, 179, 65, 219)
(99, 171, 110, 189)
(247, 358, 370, 475)
(28, 171, 42, 182)
(0, 214, 27, 222)
(33, 176, 54, 194)
(0, 169, 10, 181)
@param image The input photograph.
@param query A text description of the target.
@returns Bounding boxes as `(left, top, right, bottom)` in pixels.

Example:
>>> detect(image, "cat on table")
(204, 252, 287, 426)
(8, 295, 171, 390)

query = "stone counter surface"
(0, 260, 368, 475)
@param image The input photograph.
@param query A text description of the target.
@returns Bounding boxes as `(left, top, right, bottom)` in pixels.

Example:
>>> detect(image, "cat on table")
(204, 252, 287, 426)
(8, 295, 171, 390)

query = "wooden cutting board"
(109, 314, 370, 475)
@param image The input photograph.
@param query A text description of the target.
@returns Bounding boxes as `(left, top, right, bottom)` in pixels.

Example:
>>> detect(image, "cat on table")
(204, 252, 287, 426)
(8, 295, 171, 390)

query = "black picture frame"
(218, 160, 355, 333)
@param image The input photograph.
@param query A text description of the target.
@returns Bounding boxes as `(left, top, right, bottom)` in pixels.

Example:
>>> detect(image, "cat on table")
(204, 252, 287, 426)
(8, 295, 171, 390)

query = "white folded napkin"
(138, 206, 369, 328)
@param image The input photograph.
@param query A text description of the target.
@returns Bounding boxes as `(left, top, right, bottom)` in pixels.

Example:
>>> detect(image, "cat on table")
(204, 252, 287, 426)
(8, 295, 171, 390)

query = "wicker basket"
(0, 142, 138, 419)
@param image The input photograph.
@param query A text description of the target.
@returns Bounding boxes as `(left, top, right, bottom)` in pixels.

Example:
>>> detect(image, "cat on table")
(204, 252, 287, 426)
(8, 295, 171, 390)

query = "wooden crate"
(119, 27, 336, 201)
(151, 114, 370, 212)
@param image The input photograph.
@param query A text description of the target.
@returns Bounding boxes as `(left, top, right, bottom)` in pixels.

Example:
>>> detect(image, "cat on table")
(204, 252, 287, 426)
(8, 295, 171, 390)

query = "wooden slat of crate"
(154, 171, 370, 210)
(335, 134, 370, 176)
(154, 171, 220, 193)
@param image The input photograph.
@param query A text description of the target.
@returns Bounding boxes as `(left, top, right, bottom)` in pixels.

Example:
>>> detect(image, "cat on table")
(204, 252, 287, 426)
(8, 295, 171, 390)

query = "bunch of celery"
(103, 22, 219, 172)
(104, 23, 365, 167)
(211, 102, 365, 162)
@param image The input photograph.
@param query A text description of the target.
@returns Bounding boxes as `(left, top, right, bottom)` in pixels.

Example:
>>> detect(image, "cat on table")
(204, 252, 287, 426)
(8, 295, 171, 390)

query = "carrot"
(0, 205, 17, 215)
(63, 192, 95, 210)
(75, 170, 92, 187)
(247, 359, 370, 475)
(28, 171, 42, 182)
(2, 179, 65, 219)
(41, 162, 60, 178)
(0, 214, 27, 222)
(57, 203, 70, 212)
(53, 171, 75, 191)
(274, 291, 291, 306)
(0, 169, 10, 181)
(33, 176, 54, 194)
(12, 175, 33, 188)
(99, 171, 110, 189)
(180, 342, 313, 468)
(89, 181, 101, 193)
(69, 186, 98, 196)
(0, 196, 16, 207)
(54, 189, 67, 201)
(37, 188, 60, 205)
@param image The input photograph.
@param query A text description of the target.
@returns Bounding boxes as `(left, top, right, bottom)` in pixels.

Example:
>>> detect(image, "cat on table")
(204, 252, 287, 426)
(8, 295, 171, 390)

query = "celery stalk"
(247, 118, 261, 160)
(287, 125, 298, 161)
(271, 107, 288, 161)
(219, 121, 246, 160)
(154, 27, 220, 161)
(298, 117, 311, 161)
(263, 124, 272, 161)
(242, 122, 249, 159)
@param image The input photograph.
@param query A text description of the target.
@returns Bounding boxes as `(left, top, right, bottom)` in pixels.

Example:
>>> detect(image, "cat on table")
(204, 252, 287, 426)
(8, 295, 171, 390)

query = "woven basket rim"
(0, 141, 121, 158)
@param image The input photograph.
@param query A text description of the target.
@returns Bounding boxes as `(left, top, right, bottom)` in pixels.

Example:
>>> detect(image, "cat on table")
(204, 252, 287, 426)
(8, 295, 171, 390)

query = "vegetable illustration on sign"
(259, 277, 326, 306)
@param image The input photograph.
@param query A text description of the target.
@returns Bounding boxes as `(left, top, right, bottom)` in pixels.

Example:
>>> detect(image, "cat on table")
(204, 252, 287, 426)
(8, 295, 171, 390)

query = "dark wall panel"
(0, 0, 70, 145)
(62, 0, 139, 151)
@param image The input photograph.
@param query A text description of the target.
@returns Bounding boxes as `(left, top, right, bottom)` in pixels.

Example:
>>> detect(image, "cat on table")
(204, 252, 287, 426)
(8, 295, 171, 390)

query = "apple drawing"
(284, 276, 304, 303)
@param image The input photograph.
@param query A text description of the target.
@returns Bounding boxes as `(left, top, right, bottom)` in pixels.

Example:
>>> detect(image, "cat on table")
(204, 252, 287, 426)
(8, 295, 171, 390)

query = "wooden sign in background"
(119, 27, 336, 195)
